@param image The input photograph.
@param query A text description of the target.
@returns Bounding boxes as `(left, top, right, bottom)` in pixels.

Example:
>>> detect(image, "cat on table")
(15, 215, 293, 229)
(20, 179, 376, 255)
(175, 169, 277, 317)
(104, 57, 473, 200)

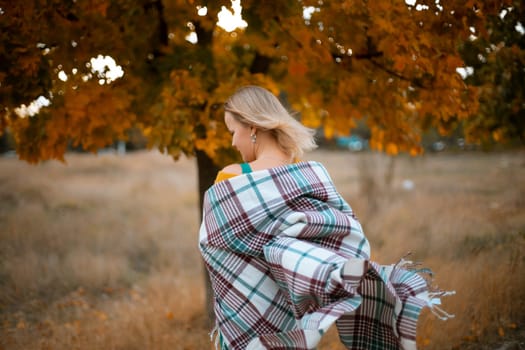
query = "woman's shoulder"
(221, 163, 243, 175)
(214, 163, 245, 183)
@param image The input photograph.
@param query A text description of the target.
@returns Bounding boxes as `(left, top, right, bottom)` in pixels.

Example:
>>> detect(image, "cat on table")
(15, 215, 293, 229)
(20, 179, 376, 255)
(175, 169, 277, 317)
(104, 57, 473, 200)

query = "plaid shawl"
(199, 161, 434, 350)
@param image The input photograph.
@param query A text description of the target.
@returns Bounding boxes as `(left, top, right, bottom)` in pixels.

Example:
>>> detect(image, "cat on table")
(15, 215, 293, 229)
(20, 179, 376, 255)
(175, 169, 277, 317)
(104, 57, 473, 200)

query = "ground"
(0, 149, 523, 349)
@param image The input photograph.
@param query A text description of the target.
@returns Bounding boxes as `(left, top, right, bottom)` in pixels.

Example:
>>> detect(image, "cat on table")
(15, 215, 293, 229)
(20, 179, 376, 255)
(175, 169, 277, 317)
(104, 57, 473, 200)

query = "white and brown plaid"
(200, 161, 437, 350)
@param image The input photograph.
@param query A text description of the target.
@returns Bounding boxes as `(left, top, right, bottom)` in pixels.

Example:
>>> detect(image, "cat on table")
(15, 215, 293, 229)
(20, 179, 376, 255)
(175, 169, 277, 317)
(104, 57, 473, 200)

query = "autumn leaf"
(2, 0, 521, 163)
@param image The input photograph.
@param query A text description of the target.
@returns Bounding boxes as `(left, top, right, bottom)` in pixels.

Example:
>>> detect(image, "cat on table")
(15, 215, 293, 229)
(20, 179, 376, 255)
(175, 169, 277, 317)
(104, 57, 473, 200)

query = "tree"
(0, 0, 518, 321)
(459, 0, 525, 146)
(3, 0, 519, 162)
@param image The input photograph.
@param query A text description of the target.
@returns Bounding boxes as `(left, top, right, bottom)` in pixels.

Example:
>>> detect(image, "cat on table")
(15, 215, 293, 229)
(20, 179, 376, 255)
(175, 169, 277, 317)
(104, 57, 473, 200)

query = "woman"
(199, 86, 448, 349)
(215, 85, 316, 183)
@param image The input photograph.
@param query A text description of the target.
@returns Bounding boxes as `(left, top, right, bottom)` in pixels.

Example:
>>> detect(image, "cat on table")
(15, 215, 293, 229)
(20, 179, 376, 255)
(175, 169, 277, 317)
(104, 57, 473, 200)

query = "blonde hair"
(224, 86, 317, 158)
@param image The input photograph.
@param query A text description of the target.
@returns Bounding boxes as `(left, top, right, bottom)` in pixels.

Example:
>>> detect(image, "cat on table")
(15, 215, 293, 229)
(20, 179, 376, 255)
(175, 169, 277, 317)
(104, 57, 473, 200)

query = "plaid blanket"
(199, 161, 436, 350)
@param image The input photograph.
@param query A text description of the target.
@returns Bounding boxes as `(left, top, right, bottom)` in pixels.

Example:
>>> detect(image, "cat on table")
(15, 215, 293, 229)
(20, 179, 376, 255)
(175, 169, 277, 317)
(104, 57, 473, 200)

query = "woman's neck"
(251, 131, 292, 166)
(251, 149, 292, 171)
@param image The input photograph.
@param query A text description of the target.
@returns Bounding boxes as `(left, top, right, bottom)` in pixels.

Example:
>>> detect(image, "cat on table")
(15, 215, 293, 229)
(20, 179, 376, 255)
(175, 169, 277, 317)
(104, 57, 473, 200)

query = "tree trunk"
(196, 149, 220, 327)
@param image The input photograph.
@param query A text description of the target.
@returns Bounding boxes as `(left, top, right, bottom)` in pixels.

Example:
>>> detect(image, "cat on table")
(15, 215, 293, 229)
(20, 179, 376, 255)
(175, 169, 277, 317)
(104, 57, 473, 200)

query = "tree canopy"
(459, 2, 525, 145)
(1, 0, 523, 164)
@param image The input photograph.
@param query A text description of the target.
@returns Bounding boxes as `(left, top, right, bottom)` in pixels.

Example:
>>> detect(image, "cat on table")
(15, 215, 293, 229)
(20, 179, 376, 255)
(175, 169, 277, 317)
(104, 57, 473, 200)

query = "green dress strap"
(240, 162, 252, 174)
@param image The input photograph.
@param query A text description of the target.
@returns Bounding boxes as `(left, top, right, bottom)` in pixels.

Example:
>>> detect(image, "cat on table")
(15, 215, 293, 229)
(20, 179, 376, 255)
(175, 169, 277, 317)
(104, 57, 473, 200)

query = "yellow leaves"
(225, 73, 280, 98)
(498, 327, 505, 337)
(142, 126, 153, 138)
(366, 110, 425, 156)
(165, 70, 207, 108)
(292, 91, 360, 143)
(294, 28, 313, 49)
(445, 55, 466, 73)
(385, 143, 398, 156)
(60, 85, 134, 151)
(409, 146, 423, 157)
(291, 94, 323, 129)
(4, 0, 505, 164)
(492, 129, 505, 143)
(374, 18, 395, 34)
(393, 57, 407, 73)
(288, 58, 309, 77)
(417, 33, 433, 50)
(64, 93, 90, 123)
(194, 125, 230, 160)
(149, 69, 210, 158)
(323, 121, 335, 140)
(16, 49, 41, 76)
(9, 80, 136, 163)
(413, 56, 434, 75)
(325, 100, 348, 122)
(149, 72, 283, 163)
(299, 104, 322, 129)
(358, 97, 372, 111)
(415, 77, 479, 137)
(84, 0, 110, 17)
(165, 73, 282, 161)
(368, 138, 383, 152)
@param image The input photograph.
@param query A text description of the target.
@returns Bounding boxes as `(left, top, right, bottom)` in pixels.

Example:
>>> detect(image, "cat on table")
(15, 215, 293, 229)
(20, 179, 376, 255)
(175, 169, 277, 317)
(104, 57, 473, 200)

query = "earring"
(251, 134, 257, 143)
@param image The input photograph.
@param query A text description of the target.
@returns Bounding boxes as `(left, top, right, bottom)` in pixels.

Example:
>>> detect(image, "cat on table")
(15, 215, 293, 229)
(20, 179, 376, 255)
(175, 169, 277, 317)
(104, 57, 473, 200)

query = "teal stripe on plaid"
(219, 300, 253, 333)
(246, 172, 280, 222)
(401, 302, 423, 320)
(283, 163, 316, 194)
(205, 250, 289, 315)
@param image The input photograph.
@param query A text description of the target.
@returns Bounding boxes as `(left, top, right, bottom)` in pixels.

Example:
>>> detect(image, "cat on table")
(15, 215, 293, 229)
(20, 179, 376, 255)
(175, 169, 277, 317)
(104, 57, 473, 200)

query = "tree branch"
(273, 14, 428, 89)
(353, 51, 383, 59)
(144, 0, 169, 47)
(55, 8, 79, 22)
(368, 58, 427, 89)
(272, 16, 303, 49)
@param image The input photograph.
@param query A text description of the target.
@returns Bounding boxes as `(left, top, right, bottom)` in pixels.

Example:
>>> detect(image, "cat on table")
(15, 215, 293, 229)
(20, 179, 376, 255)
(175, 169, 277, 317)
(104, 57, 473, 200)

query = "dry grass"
(1, 149, 524, 349)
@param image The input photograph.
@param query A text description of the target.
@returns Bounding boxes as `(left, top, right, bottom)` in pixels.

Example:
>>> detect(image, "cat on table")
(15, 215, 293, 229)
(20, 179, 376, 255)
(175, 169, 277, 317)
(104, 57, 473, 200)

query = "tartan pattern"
(199, 161, 431, 350)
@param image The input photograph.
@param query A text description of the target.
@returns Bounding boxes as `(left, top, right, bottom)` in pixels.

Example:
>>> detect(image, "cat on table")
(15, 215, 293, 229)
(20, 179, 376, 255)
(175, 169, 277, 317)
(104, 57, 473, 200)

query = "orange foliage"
(0, 0, 516, 163)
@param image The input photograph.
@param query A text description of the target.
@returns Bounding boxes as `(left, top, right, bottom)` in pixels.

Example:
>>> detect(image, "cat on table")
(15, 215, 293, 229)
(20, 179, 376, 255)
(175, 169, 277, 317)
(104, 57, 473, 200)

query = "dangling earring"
(251, 133, 257, 143)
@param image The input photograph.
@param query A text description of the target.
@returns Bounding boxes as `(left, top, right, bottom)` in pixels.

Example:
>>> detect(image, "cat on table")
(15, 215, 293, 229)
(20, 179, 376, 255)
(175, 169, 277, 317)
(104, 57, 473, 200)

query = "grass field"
(1, 149, 524, 349)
